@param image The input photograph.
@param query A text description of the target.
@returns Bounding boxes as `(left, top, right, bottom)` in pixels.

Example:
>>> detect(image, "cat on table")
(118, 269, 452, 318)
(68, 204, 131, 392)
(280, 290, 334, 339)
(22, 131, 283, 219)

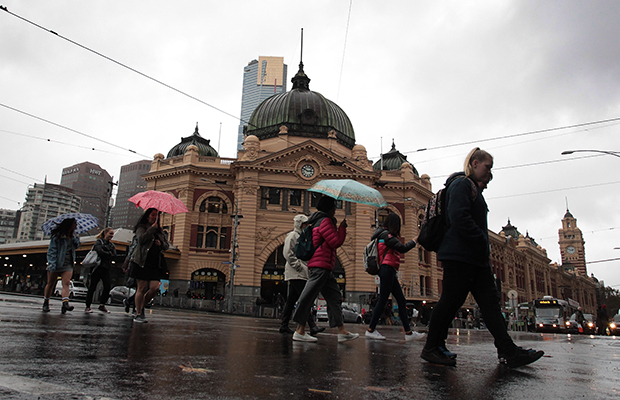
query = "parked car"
(54, 280, 88, 299)
(566, 312, 596, 334)
(108, 286, 136, 304)
(316, 304, 363, 323)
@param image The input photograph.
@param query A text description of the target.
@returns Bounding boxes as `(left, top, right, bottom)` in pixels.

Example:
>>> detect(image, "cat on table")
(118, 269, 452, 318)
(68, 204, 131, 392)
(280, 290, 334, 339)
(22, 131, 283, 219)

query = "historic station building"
(0, 62, 598, 316)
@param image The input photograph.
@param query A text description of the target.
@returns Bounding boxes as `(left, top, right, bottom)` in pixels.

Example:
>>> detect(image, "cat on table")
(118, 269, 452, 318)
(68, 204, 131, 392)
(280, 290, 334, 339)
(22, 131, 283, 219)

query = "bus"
(533, 296, 571, 333)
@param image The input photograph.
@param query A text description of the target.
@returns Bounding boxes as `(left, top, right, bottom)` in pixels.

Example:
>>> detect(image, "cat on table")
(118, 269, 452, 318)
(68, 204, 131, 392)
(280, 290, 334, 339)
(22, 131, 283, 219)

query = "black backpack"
(418, 174, 477, 252)
(294, 217, 325, 261)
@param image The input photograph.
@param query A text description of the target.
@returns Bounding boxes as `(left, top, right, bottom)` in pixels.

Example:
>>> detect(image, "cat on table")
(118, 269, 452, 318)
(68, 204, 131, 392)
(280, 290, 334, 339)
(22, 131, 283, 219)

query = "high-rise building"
(110, 160, 151, 229)
(60, 162, 112, 231)
(0, 209, 20, 244)
(237, 56, 287, 151)
(16, 183, 81, 241)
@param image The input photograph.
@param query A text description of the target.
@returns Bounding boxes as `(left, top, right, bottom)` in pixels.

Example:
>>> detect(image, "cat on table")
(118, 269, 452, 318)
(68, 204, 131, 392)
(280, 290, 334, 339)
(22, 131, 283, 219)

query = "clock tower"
(558, 209, 587, 276)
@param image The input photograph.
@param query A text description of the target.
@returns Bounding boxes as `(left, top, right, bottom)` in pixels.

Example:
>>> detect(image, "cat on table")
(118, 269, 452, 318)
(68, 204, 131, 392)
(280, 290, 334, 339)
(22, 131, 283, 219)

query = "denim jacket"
(47, 235, 81, 272)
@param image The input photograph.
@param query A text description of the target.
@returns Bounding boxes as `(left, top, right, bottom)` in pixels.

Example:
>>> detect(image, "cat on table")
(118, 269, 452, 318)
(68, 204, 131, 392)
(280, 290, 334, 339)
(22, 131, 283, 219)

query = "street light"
(200, 177, 242, 314)
(561, 150, 620, 158)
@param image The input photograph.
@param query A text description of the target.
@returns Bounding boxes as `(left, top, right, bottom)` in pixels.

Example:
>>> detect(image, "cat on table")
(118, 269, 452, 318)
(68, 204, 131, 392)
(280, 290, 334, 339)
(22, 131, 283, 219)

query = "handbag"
(82, 248, 100, 268)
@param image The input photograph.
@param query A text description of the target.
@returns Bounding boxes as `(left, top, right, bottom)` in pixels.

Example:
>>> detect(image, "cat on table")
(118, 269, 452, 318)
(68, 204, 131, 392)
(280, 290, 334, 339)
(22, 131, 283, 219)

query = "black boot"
(61, 300, 74, 314)
(42, 300, 50, 312)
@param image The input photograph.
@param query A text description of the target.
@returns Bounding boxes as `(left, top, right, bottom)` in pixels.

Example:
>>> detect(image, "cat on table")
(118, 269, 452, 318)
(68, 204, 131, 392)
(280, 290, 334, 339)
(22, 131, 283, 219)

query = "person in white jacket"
(279, 214, 324, 336)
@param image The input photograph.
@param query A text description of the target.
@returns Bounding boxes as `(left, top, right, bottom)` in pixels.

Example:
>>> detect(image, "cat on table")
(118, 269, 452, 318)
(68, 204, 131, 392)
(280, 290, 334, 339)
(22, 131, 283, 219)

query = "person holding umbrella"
(129, 208, 169, 323)
(291, 195, 358, 343)
(43, 218, 80, 314)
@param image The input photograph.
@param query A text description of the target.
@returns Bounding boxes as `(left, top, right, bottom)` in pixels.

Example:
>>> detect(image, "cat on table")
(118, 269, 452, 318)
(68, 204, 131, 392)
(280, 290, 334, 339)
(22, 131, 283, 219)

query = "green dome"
(373, 141, 418, 175)
(167, 124, 219, 158)
(245, 62, 355, 149)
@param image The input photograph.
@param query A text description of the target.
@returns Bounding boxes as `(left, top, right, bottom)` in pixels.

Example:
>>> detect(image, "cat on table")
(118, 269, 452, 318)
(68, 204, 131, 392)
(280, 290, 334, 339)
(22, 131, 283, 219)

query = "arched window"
(194, 195, 231, 250)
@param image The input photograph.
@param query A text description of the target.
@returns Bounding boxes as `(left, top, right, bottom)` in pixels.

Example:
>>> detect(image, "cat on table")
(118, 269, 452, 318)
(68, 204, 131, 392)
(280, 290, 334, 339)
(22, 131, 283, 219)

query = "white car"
(54, 280, 88, 298)
(316, 304, 363, 323)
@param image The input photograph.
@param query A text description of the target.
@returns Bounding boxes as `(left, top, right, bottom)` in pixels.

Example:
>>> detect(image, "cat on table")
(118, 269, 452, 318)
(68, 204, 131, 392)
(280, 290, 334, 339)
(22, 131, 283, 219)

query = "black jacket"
(94, 239, 117, 269)
(437, 172, 489, 266)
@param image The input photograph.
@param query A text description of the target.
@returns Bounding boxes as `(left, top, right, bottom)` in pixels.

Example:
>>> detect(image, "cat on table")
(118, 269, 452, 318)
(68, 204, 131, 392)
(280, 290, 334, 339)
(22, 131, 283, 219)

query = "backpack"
(363, 237, 389, 275)
(294, 217, 325, 261)
(417, 174, 478, 252)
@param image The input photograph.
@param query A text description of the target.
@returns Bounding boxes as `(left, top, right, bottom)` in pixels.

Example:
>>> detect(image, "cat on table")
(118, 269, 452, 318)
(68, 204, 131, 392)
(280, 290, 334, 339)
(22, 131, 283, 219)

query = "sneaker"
(438, 345, 457, 359)
(405, 331, 426, 341)
(123, 299, 130, 313)
(84, 307, 93, 313)
(279, 326, 295, 334)
(365, 330, 386, 340)
(61, 301, 74, 315)
(499, 347, 544, 368)
(133, 313, 148, 323)
(293, 332, 318, 342)
(42, 301, 50, 312)
(310, 327, 326, 336)
(421, 347, 457, 366)
(338, 332, 360, 343)
(98, 305, 110, 313)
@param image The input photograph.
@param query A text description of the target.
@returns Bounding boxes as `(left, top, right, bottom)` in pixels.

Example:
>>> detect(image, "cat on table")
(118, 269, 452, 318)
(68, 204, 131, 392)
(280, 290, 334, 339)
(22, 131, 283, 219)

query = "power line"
(0, 102, 149, 158)
(403, 116, 620, 155)
(487, 180, 620, 200)
(0, 167, 43, 183)
(0, 173, 31, 185)
(0, 128, 139, 158)
(336, 0, 353, 103)
(586, 257, 620, 265)
(0, 5, 253, 128)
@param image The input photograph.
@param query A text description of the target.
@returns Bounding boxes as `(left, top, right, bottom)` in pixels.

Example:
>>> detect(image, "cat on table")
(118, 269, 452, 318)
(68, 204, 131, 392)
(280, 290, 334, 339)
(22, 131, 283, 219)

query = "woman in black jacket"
(85, 227, 116, 313)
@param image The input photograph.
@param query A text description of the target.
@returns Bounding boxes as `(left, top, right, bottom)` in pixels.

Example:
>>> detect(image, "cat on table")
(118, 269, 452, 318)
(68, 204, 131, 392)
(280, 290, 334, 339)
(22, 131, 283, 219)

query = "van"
(54, 280, 88, 298)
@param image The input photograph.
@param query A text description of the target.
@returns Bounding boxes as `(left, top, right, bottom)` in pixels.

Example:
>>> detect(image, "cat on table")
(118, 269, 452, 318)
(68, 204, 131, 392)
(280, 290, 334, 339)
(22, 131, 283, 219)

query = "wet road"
(0, 294, 618, 400)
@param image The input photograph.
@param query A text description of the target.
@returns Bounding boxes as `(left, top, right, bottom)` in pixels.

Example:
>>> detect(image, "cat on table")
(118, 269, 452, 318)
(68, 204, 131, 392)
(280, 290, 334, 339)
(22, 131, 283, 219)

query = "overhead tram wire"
(0, 129, 139, 158)
(0, 103, 149, 158)
(0, 5, 255, 129)
(402, 117, 620, 155)
(0, 167, 43, 183)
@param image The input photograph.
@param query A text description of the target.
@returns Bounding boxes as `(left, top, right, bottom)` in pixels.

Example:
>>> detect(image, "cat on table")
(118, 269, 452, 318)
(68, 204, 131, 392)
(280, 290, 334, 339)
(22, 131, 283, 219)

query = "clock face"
(567, 246, 576, 254)
(301, 164, 315, 178)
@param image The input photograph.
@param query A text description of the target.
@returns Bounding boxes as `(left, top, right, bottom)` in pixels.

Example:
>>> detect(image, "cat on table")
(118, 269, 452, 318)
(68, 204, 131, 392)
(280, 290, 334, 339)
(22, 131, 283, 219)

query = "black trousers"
(425, 260, 516, 355)
(281, 279, 317, 329)
(86, 266, 111, 307)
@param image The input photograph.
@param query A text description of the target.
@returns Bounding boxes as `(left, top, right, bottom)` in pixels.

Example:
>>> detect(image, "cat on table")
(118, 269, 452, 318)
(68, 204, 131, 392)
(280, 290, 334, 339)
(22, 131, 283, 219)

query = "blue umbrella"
(307, 179, 388, 207)
(41, 213, 99, 236)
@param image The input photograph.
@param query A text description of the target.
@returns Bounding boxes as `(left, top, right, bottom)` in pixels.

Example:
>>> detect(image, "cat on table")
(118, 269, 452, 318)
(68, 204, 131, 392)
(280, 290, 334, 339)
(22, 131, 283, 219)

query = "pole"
(228, 198, 240, 313)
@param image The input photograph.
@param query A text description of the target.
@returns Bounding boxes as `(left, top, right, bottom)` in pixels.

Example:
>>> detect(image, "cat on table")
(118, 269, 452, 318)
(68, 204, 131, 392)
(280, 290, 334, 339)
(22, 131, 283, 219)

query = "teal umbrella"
(307, 179, 388, 207)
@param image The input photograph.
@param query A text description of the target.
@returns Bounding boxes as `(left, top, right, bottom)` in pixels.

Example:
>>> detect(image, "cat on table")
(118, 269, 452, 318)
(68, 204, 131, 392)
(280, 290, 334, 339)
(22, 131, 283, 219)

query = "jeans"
(280, 279, 317, 330)
(369, 265, 411, 332)
(425, 260, 516, 355)
(86, 266, 111, 308)
(293, 268, 343, 328)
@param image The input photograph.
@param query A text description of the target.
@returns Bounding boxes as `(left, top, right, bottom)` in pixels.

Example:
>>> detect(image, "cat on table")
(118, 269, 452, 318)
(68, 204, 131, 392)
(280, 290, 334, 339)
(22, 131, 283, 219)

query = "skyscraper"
(110, 159, 151, 229)
(60, 162, 112, 231)
(16, 183, 81, 241)
(237, 56, 287, 151)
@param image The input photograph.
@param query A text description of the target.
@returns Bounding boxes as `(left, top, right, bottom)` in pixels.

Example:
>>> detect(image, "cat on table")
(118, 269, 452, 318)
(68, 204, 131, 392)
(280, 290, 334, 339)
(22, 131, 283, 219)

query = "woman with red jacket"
(292, 196, 359, 343)
(365, 213, 424, 341)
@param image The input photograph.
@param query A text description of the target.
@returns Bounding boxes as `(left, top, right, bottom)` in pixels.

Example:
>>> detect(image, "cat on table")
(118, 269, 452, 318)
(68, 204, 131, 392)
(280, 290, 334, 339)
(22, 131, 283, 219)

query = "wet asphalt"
(0, 293, 618, 400)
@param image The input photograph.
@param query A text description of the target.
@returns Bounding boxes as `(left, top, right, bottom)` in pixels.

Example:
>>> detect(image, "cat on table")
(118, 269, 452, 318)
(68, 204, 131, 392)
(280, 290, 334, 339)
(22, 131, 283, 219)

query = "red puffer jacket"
(307, 214, 346, 271)
(372, 228, 416, 271)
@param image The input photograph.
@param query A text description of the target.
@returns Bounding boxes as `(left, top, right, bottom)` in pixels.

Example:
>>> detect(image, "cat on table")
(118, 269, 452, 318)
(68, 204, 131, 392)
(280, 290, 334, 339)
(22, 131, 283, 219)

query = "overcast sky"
(1, 1, 619, 288)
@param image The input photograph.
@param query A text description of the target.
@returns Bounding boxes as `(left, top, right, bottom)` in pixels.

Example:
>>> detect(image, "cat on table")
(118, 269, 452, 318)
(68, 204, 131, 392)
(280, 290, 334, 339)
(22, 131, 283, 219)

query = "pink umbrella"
(128, 190, 189, 215)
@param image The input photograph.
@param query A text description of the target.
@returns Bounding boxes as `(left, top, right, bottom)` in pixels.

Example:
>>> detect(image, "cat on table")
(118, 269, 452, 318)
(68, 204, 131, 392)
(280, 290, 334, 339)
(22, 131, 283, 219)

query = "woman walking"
(43, 218, 80, 314)
(129, 208, 168, 323)
(292, 196, 358, 343)
(365, 213, 424, 341)
(85, 227, 117, 313)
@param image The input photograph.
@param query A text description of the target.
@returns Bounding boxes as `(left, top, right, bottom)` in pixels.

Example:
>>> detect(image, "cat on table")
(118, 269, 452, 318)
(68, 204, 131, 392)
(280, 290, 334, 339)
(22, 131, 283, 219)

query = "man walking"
(420, 147, 544, 368)
(279, 215, 325, 336)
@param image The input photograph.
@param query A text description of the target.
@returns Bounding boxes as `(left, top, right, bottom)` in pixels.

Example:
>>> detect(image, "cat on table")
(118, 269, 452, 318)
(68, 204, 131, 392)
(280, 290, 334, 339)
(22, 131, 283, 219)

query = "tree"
(601, 286, 620, 316)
